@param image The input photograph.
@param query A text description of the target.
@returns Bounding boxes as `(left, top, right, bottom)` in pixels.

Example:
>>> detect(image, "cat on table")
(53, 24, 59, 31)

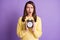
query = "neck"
(28, 14, 32, 17)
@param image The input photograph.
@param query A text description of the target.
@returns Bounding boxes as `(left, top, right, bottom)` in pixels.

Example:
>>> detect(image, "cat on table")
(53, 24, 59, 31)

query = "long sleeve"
(17, 17, 27, 38)
(32, 17, 42, 38)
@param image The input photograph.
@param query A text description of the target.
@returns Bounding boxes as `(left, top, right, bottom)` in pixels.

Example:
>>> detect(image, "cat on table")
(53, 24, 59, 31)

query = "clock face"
(27, 22, 33, 27)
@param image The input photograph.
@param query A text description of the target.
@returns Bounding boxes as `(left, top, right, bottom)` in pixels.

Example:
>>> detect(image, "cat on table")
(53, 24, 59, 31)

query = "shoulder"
(37, 16, 41, 21)
(18, 16, 22, 20)
(18, 16, 23, 22)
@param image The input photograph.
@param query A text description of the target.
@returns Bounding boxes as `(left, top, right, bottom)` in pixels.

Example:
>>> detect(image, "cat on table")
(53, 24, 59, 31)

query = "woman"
(17, 1, 42, 40)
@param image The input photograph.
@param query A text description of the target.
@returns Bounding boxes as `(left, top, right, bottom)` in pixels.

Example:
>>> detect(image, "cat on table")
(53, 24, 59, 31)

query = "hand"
(32, 22, 36, 32)
(25, 20, 28, 31)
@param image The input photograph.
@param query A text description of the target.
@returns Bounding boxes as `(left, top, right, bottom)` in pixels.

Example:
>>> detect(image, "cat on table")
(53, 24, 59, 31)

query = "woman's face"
(26, 4, 34, 16)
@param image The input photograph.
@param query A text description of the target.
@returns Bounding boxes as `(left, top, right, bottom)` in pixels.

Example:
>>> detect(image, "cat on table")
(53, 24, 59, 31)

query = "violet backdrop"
(0, 0, 60, 40)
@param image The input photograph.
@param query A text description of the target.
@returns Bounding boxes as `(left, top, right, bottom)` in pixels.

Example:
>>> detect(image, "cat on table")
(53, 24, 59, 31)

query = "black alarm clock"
(26, 19, 34, 28)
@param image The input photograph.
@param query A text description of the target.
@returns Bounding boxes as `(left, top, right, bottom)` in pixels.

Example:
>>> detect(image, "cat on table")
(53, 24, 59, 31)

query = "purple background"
(0, 0, 60, 40)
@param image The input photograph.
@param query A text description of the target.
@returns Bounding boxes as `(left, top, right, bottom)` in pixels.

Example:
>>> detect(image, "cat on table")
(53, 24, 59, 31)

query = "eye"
(31, 7, 33, 9)
(26, 7, 29, 8)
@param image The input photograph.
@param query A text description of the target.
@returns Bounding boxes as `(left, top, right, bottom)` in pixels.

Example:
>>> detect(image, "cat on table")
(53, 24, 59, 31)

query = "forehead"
(27, 4, 33, 7)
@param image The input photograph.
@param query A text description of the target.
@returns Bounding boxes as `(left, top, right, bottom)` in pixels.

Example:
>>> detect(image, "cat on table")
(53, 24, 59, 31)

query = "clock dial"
(27, 22, 33, 27)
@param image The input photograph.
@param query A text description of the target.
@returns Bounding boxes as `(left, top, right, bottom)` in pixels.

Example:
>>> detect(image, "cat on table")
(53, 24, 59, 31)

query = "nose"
(29, 8, 31, 12)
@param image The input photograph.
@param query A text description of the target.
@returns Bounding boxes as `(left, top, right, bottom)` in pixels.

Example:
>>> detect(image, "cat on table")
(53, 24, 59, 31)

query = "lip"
(29, 12, 31, 13)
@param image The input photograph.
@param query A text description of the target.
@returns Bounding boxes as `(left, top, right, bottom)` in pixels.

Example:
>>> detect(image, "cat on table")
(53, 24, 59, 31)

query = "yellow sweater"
(17, 16, 42, 40)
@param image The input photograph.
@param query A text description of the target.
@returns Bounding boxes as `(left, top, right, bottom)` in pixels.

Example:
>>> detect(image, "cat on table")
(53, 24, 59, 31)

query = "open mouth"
(29, 12, 31, 13)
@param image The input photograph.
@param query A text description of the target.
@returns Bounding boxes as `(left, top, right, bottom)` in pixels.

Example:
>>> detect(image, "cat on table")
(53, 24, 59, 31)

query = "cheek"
(26, 8, 29, 12)
(31, 9, 34, 12)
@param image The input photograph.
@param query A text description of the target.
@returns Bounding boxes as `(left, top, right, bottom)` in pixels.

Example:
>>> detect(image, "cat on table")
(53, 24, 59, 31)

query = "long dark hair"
(22, 1, 37, 22)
